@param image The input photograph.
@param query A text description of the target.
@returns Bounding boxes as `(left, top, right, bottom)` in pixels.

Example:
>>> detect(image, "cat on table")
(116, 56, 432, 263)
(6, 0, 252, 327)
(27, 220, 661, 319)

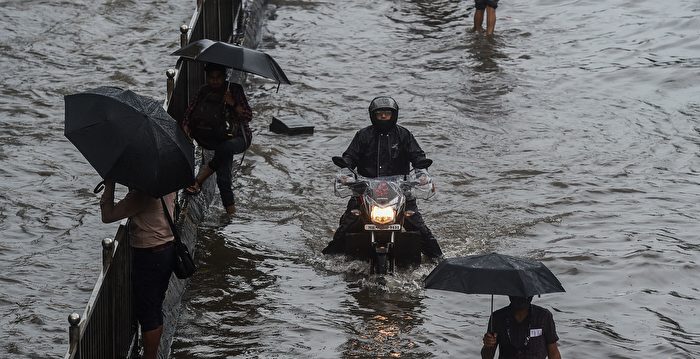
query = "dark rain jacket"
(342, 124, 428, 178)
(181, 83, 253, 147)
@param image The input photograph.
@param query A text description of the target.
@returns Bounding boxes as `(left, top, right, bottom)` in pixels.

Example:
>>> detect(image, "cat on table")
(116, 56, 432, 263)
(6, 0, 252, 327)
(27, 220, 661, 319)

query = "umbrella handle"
(489, 294, 494, 333)
(226, 81, 249, 167)
(93, 180, 105, 194)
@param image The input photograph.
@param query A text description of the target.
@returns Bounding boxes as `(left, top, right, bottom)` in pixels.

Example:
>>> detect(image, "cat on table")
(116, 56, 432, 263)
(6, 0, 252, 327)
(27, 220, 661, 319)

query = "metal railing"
(63, 0, 249, 358)
(165, 0, 247, 122)
(64, 222, 137, 359)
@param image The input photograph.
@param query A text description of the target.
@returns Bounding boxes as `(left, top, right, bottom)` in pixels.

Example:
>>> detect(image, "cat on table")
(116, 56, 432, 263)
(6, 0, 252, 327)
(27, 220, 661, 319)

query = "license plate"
(364, 224, 401, 231)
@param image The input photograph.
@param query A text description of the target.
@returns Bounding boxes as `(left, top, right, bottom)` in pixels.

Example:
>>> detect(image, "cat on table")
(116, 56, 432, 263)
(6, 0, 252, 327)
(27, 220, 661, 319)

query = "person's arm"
(544, 309, 561, 358)
(341, 131, 363, 170)
(481, 332, 497, 359)
(405, 131, 427, 167)
(99, 181, 146, 223)
(181, 91, 201, 138)
(547, 342, 561, 359)
(225, 83, 252, 123)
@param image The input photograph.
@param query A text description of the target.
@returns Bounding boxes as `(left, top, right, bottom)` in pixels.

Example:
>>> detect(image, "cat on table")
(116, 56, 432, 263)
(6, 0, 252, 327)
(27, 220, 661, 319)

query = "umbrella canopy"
(424, 253, 565, 297)
(64, 86, 194, 198)
(172, 39, 291, 85)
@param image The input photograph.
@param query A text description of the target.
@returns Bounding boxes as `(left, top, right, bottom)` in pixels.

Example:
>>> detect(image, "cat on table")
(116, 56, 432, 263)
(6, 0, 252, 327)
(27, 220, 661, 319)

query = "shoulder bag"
(160, 197, 196, 279)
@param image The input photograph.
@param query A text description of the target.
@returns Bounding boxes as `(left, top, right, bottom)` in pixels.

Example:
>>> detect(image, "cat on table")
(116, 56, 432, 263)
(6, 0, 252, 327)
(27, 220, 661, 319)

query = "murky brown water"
(1, 0, 699, 358)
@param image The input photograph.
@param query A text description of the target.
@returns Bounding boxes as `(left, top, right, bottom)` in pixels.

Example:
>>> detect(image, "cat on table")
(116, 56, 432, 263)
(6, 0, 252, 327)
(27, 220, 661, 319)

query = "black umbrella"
(425, 253, 565, 331)
(64, 86, 194, 198)
(425, 253, 565, 296)
(172, 39, 291, 85)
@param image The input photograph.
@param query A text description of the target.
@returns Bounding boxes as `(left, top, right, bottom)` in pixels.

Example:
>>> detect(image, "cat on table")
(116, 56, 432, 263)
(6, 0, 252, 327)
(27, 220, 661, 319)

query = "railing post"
(166, 69, 176, 103)
(102, 238, 114, 272)
(217, 0, 222, 41)
(68, 312, 81, 353)
(180, 24, 189, 48)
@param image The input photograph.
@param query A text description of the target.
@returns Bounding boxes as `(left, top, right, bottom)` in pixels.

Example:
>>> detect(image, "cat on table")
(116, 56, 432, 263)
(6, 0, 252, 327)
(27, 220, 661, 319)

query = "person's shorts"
(475, 0, 499, 10)
(132, 243, 175, 332)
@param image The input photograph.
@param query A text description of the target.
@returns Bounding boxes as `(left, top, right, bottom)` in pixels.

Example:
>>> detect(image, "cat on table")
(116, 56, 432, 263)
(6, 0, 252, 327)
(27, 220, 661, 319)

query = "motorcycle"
(332, 156, 435, 275)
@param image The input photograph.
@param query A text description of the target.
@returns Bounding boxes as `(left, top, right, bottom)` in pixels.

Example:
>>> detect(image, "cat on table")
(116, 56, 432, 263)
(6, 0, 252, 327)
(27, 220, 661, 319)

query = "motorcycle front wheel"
(373, 254, 387, 275)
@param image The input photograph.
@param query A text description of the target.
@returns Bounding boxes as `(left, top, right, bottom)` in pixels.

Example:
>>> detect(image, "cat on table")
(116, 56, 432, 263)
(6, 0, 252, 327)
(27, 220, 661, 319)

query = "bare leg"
(472, 9, 485, 32)
(486, 6, 496, 35)
(142, 326, 163, 359)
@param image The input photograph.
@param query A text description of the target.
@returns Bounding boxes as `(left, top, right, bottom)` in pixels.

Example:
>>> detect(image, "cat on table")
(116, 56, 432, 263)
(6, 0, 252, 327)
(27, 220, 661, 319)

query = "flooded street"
(1, 0, 699, 358)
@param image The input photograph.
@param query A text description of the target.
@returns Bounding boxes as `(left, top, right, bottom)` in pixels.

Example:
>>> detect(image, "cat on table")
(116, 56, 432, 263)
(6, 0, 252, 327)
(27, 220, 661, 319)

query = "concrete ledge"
(270, 115, 315, 135)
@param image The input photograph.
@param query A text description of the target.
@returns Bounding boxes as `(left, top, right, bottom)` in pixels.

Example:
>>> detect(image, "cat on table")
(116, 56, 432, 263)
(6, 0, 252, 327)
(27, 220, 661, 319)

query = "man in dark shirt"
(180, 63, 252, 215)
(321, 96, 443, 259)
(481, 296, 561, 359)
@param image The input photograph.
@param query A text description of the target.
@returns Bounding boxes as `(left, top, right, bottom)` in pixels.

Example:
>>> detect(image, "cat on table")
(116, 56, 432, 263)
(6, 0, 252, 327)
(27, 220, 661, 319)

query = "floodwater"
(1, 0, 699, 358)
(0, 0, 192, 357)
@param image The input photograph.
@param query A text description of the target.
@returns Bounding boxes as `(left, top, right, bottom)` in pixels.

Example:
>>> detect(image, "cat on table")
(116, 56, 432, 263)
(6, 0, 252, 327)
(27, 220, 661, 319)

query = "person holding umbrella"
(99, 180, 176, 359)
(481, 296, 562, 359)
(180, 63, 252, 215)
(65, 86, 196, 359)
(424, 253, 565, 359)
(171, 40, 290, 215)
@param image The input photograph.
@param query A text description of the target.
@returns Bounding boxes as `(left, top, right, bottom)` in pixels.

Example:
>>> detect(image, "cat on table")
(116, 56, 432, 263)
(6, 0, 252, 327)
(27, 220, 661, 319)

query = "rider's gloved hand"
(336, 168, 356, 185)
(339, 175, 354, 184)
(418, 175, 429, 186)
(415, 169, 430, 186)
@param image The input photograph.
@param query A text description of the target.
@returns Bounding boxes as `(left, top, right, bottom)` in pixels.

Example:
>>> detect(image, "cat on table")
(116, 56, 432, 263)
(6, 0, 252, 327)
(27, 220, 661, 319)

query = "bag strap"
(174, 192, 181, 219)
(160, 197, 182, 244)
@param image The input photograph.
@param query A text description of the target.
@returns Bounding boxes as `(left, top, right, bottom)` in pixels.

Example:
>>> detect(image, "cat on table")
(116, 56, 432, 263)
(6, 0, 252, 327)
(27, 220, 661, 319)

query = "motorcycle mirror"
(332, 156, 348, 168)
(414, 158, 433, 169)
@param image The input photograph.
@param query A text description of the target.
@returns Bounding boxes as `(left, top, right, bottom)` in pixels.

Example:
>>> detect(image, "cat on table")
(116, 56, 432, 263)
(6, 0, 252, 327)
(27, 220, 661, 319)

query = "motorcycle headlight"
(370, 206, 395, 225)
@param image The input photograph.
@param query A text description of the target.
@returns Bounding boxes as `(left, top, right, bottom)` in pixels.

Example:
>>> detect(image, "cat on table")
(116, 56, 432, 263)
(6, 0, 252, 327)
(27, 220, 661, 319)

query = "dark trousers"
(323, 197, 443, 258)
(132, 243, 175, 332)
(207, 135, 248, 207)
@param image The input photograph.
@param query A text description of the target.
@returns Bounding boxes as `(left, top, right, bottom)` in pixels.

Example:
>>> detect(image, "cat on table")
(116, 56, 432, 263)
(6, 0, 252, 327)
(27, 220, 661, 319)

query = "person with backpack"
(180, 63, 252, 215)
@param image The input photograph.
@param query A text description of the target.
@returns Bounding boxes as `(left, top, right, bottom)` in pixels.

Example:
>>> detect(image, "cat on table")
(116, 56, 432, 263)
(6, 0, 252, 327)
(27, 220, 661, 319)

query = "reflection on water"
(171, 226, 277, 357)
(466, 35, 506, 73)
(341, 286, 428, 358)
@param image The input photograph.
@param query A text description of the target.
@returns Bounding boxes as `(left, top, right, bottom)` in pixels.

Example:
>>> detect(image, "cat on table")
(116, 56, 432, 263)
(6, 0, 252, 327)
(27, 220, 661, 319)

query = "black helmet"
(368, 96, 399, 132)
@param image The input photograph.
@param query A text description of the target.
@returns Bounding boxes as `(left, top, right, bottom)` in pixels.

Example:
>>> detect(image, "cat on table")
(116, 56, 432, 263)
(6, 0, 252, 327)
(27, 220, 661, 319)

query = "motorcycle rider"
(322, 96, 443, 260)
